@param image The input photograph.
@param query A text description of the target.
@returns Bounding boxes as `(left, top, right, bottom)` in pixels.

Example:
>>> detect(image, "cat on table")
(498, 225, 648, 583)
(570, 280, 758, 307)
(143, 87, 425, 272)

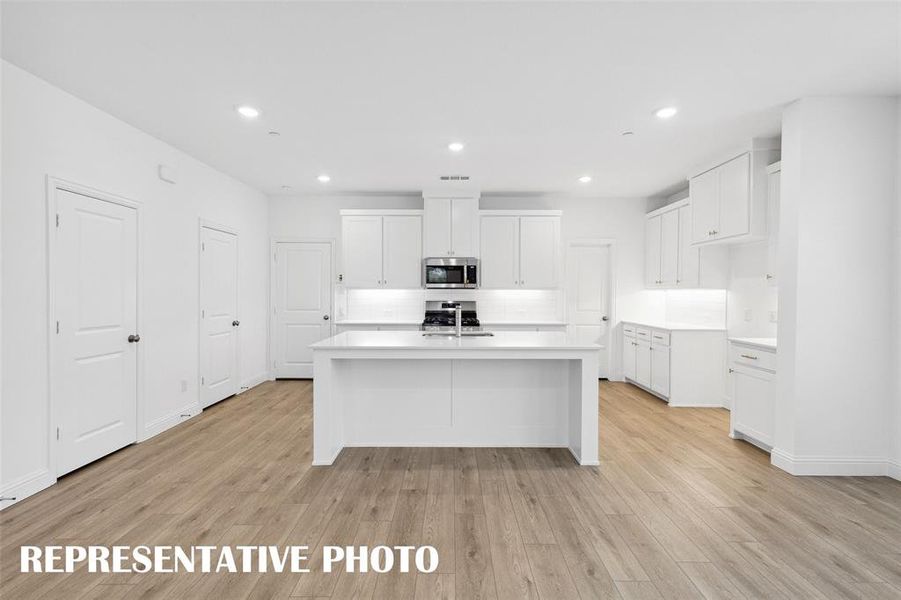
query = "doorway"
(51, 184, 139, 476)
(565, 240, 614, 378)
(271, 240, 333, 378)
(199, 222, 240, 408)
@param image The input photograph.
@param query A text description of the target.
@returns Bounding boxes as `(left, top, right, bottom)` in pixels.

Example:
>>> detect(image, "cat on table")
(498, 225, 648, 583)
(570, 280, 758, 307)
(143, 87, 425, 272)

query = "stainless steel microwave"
(423, 257, 479, 289)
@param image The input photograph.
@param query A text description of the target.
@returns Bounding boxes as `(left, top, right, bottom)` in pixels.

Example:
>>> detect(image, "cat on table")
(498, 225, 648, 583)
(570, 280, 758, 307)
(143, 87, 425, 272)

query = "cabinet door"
(342, 216, 383, 287)
(766, 170, 780, 286)
(717, 153, 751, 239)
(690, 168, 719, 244)
(451, 197, 479, 257)
(645, 215, 662, 287)
(732, 366, 775, 447)
(623, 339, 637, 381)
(382, 215, 422, 288)
(677, 205, 700, 287)
(660, 210, 679, 286)
(479, 216, 519, 289)
(650, 345, 671, 397)
(636, 341, 651, 388)
(423, 197, 452, 257)
(519, 216, 559, 289)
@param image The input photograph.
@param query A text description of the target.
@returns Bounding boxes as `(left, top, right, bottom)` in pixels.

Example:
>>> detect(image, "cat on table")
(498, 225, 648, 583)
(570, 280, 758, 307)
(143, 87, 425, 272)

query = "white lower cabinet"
(335, 324, 421, 333)
(623, 322, 725, 407)
(729, 341, 776, 450)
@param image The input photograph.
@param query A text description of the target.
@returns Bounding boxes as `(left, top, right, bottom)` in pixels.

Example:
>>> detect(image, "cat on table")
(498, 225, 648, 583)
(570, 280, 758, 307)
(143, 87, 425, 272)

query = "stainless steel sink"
(422, 331, 495, 337)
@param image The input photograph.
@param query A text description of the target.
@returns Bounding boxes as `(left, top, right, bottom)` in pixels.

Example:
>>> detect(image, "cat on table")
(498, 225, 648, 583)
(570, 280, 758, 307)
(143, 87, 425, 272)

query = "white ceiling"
(2, 2, 899, 198)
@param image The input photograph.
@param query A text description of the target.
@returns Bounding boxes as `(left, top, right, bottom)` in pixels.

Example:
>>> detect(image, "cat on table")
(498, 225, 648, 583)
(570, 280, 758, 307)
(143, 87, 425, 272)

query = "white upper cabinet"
(646, 200, 728, 289)
(480, 215, 519, 288)
(480, 211, 561, 289)
(645, 214, 662, 287)
(689, 139, 780, 246)
(382, 215, 423, 288)
(342, 214, 383, 288)
(341, 210, 422, 288)
(423, 194, 479, 257)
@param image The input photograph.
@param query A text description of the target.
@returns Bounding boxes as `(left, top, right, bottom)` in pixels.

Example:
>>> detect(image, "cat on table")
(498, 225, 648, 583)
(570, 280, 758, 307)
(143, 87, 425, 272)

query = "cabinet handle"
(766, 274, 773, 280)
(729, 368, 734, 373)
(653, 335, 664, 340)
(740, 354, 758, 360)
(712, 230, 718, 235)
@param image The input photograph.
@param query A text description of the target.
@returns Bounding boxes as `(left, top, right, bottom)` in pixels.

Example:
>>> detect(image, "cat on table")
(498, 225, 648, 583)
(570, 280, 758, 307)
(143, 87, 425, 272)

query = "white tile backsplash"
(663, 289, 728, 327)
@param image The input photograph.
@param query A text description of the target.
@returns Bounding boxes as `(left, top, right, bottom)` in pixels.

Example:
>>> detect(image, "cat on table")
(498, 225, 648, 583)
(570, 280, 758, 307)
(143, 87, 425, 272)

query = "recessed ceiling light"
(317, 174, 331, 183)
(236, 105, 260, 119)
(448, 142, 465, 153)
(578, 175, 592, 183)
(654, 106, 678, 119)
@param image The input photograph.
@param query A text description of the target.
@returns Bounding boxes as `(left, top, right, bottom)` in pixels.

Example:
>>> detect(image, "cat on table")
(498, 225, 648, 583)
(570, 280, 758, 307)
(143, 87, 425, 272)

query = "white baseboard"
(141, 402, 200, 441)
(771, 448, 894, 476)
(239, 371, 270, 393)
(887, 460, 901, 481)
(0, 468, 56, 511)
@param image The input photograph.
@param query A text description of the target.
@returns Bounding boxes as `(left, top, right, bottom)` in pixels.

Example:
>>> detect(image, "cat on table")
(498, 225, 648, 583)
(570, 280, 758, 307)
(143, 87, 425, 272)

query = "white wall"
(775, 96, 897, 476)
(1, 62, 270, 506)
(726, 241, 778, 338)
(894, 99, 901, 478)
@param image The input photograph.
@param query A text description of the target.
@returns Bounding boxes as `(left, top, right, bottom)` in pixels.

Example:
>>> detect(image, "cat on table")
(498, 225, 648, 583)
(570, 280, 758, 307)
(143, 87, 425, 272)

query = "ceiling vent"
(439, 175, 470, 181)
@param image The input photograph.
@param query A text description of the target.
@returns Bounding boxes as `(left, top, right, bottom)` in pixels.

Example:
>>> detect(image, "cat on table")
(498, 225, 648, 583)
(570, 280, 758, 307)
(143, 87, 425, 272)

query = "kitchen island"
(310, 331, 600, 466)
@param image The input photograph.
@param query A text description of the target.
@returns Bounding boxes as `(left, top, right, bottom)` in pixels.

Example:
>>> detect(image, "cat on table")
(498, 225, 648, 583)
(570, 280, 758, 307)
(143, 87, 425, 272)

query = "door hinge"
(201, 376, 205, 385)
(56, 321, 59, 334)
(201, 309, 205, 318)
(56, 427, 60, 441)
(201, 242, 205, 251)
(273, 252, 278, 262)
(55, 214, 60, 228)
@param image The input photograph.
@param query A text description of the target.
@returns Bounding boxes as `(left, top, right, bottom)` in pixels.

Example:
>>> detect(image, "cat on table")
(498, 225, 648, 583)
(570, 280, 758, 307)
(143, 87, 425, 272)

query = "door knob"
(323, 315, 330, 321)
(601, 316, 609, 322)
(127, 334, 140, 343)
(232, 320, 240, 327)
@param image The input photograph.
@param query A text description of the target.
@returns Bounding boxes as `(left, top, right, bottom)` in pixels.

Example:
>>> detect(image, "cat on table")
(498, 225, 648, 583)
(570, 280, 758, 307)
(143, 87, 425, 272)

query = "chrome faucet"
(455, 305, 462, 337)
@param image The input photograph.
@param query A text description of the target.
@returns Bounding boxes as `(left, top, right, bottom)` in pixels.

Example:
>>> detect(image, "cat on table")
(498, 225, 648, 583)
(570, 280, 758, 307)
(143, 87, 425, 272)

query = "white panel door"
(423, 197, 452, 257)
(718, 153, 751, 239)
(199, 226, 239, 408)
(677, 205, 700, 287)
(645, 215, 662, 287)
(566, 243, 611, 378)
(636, 341, 652, 388)
(479, 216, 519, 288)
(274, 242, 332, 378)
(650, 345, 671, 397)
(518, 216, 559, 289)
(54, 189, 137, 476)
(450, 197, 478, 256)
(623, 339, 637, 381)
(659, 210, 679, 286)
(382, 215, 422, 288)
(342, 215, 383, 287)
(690, 168, 719, 243)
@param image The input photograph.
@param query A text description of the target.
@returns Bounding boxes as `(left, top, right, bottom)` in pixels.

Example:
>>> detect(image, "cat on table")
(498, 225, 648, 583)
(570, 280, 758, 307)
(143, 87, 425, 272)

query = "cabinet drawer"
(650, 330, 670, 346)
(635, 327, 651, 340)
(730, 345, 776, 371)
(623, 324, 636, 338)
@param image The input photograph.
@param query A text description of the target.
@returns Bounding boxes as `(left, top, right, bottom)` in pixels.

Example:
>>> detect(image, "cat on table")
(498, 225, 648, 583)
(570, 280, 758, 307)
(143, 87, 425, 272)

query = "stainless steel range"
(420, 300, 494, 337)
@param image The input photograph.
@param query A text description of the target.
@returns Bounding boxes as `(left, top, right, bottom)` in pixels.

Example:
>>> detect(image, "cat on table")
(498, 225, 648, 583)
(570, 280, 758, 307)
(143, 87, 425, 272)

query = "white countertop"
(622, 320, 726, 332)
(334, 320, 422, 325)
(335, 320, 567, 327)
(729, 337, 777, 350)
(311, 330, 600, 351)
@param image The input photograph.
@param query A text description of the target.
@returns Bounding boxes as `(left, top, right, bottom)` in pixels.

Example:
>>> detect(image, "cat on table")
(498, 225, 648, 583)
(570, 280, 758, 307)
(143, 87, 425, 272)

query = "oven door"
(424, 264, 467, 288)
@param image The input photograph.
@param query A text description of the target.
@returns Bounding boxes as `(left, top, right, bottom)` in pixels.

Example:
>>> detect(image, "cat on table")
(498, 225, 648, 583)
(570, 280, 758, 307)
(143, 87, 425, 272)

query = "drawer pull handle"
(740, 354, 758, 360)
(653, 335, 664, 340)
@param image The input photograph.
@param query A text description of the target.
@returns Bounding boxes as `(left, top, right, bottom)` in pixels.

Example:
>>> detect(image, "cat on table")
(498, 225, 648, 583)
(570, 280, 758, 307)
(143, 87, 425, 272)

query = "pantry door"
(199, 224, 240, 408)
(272, 241, 333, 378)
(53, 186, 139, 475)
(566, 241, 612, 378)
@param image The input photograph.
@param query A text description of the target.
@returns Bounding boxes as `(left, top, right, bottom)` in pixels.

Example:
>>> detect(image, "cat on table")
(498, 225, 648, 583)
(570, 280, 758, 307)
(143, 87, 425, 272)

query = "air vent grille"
(439, 175, 470, 181)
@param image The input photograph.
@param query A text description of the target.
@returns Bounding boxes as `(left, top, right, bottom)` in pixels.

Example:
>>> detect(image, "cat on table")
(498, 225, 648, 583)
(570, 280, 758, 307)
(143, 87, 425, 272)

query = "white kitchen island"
(310, 331, 600, 466)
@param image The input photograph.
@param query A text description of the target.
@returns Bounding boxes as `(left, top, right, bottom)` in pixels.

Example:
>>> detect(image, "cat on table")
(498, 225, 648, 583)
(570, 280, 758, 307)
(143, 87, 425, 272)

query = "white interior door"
(274, 241, 332, 378)
(566, 242, 611, 378)
(199, 226, 239, 408)
(54, 188, 138, 476)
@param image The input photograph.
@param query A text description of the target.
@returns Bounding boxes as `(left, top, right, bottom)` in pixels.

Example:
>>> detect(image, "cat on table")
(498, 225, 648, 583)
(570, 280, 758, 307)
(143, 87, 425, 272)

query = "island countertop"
(311, 330, 601, 351)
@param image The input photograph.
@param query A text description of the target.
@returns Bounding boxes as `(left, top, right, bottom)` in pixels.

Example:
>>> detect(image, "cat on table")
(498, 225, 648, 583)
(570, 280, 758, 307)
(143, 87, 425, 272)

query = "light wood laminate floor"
(1, 380, 900, 599)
